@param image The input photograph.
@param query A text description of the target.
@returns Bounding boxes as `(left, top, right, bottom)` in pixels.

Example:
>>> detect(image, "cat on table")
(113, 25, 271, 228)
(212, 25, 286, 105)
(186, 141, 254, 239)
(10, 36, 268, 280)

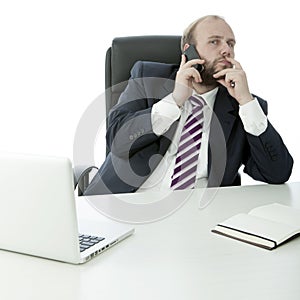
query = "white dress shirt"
(137, 87, 267, 192)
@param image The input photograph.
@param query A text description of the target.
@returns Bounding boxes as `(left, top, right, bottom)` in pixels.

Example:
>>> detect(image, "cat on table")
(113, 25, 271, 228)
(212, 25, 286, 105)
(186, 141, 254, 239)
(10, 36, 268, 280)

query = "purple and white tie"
(170, 95, 205, 190)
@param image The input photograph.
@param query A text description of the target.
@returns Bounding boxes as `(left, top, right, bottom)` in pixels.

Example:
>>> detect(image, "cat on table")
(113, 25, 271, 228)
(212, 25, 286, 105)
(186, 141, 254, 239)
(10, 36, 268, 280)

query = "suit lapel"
(212, 86, 238, 143)
(207, 86, 238, 186)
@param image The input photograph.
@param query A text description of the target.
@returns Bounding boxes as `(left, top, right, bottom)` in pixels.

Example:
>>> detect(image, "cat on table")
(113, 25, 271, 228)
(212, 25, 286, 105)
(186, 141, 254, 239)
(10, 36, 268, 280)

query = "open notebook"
(212, 203, 300, 250)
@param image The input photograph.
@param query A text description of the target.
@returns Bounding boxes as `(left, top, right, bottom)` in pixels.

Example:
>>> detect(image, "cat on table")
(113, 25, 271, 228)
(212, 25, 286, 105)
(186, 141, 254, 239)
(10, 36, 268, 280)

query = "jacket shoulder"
(131, 61, 178, 79)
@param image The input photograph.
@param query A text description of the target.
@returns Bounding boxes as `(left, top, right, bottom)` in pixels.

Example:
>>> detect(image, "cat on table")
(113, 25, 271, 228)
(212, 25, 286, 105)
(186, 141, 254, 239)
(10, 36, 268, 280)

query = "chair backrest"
(105, 35, 182, 117)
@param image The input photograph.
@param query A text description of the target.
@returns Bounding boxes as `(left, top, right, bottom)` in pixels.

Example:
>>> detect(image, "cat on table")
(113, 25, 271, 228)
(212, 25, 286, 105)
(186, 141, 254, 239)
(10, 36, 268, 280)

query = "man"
(84, 15, 293, 195)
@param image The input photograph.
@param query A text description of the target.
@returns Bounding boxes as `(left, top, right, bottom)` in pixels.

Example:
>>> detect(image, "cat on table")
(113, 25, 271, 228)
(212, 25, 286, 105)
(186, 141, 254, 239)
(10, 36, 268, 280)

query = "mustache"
(216, 57, 233, 68)
(202, 57, 233, 68)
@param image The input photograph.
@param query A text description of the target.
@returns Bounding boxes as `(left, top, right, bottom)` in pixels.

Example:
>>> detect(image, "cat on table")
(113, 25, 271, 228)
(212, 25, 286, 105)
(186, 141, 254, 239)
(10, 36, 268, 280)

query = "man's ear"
(183, 43, 190, 52)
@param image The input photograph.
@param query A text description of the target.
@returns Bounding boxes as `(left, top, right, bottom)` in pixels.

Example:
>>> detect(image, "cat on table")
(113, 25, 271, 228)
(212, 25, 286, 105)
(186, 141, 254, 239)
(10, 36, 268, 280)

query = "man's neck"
(192, 82, 219, 95)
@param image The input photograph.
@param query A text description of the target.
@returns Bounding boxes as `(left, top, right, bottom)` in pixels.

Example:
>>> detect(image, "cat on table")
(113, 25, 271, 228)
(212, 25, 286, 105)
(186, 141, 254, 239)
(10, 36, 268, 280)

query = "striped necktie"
(170, 95, 205, 190)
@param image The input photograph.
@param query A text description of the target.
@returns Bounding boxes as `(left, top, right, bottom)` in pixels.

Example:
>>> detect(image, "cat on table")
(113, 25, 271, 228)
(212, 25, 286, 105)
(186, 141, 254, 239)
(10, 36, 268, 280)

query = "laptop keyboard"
(79, 234, 105, 252)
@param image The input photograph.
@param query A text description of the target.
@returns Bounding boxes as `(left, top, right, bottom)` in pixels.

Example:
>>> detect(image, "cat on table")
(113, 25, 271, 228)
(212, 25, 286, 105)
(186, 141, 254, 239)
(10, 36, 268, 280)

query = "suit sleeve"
(106, 61, 173, 158)
(242, 98, 293, 184)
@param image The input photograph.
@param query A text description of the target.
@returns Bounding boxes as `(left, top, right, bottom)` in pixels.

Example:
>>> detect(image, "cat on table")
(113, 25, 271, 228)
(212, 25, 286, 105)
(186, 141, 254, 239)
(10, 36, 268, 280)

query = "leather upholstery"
(105, 35, 182, 117)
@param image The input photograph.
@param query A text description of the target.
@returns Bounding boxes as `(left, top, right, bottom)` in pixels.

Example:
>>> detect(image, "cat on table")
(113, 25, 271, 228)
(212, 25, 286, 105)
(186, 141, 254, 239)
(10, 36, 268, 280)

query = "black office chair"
(104, 35, 182, 118)
(74, 35, 182, 195)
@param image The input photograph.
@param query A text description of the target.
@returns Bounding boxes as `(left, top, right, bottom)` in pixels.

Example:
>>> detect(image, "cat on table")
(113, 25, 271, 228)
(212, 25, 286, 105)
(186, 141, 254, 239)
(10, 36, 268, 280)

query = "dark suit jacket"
(84, 61, 293, 195)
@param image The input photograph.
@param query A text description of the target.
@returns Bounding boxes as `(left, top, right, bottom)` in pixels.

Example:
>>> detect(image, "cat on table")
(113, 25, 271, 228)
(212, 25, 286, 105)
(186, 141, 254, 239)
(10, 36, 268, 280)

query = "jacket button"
(129, 135, 134, 140)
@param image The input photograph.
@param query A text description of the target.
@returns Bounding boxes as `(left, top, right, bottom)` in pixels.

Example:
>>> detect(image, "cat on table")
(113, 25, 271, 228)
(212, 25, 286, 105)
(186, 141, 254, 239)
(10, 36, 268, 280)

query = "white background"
(0, 0, 299, 184)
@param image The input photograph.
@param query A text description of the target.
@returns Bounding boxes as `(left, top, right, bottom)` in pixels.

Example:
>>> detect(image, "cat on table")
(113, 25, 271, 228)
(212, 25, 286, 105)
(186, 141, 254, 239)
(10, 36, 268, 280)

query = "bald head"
(181, 15, 234, 51)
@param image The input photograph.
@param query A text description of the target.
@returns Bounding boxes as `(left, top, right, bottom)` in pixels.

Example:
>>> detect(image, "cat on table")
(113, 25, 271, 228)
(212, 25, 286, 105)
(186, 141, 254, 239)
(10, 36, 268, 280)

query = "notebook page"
(249, 203, 300, 228)
(219, 213, 299, 244)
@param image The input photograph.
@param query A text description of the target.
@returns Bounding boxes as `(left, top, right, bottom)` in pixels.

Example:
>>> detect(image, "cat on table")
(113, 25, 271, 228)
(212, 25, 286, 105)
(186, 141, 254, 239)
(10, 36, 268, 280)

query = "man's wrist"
(172, 93, 185, 108)
(238, 94, 254, 106)
(151, 93, 182, 135)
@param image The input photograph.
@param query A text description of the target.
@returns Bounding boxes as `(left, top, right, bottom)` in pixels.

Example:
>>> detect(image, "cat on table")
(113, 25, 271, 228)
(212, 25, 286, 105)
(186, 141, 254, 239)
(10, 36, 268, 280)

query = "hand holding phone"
(172, 45, 204, 106)
(183, 45, 204, 73)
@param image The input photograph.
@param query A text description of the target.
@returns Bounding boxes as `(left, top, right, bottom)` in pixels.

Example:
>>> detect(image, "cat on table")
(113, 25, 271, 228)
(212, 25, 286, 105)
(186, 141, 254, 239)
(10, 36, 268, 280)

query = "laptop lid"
(0, 152, 133, 264)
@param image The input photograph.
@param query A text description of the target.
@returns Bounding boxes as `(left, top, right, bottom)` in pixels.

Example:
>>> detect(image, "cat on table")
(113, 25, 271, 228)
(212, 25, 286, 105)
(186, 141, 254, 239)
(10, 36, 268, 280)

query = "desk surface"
(1, 183, 300, 300)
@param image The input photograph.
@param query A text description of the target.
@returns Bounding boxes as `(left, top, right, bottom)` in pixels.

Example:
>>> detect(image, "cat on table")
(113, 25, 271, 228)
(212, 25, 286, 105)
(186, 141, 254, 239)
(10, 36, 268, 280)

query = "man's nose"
(220, 42, 232, 57)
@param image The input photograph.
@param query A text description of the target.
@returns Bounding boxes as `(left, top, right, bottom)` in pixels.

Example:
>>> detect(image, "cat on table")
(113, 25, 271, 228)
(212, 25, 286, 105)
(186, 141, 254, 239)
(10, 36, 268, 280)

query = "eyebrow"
(208, 35, 236, 44)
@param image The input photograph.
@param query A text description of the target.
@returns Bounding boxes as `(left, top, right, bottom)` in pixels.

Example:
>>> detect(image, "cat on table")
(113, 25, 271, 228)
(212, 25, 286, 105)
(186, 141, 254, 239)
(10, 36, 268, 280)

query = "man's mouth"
(218, 59, 232, 68)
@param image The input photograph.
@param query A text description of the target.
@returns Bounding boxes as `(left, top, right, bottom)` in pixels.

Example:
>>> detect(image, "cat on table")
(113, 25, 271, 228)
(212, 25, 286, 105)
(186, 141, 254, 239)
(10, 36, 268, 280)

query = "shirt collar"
(193, 87, 218, 110)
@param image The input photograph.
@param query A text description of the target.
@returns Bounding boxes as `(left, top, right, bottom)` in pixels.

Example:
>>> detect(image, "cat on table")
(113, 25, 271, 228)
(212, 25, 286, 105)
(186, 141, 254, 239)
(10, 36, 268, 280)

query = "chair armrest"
(73, 165, 99, 196)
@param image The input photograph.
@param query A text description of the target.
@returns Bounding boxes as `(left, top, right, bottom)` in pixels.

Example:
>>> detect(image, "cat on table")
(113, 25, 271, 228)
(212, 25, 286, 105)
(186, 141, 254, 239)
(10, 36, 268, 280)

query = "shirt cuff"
(239, 98, 268, 136)
(151, 93, 181, 136)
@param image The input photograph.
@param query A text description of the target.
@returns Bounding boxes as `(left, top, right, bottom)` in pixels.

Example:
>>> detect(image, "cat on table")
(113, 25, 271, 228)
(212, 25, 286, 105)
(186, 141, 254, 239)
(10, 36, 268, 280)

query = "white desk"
(1, 183, 300, 300)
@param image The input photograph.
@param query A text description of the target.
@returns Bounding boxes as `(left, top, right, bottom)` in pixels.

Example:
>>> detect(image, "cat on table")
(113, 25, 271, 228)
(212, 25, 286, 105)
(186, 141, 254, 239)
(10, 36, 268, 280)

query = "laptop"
(0, 152, 134, 264)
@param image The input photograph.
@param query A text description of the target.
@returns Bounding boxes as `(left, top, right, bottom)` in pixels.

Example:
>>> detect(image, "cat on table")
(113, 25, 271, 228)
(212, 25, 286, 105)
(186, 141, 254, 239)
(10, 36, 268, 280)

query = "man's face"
(193, 18, 236, 86)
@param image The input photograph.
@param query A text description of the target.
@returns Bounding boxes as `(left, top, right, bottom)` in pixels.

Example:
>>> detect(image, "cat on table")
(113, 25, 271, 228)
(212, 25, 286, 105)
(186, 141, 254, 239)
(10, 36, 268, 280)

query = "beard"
(200, 58, 232, 87)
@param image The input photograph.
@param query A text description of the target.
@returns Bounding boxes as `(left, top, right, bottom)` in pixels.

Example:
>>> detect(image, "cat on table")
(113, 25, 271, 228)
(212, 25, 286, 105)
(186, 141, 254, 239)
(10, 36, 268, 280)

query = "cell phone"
(183, 45, 204, 73)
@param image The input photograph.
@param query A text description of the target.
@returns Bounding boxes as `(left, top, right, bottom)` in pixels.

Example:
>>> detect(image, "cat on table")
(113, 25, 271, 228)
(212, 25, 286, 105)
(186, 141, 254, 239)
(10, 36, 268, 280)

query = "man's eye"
(210, 40, 218, 45)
